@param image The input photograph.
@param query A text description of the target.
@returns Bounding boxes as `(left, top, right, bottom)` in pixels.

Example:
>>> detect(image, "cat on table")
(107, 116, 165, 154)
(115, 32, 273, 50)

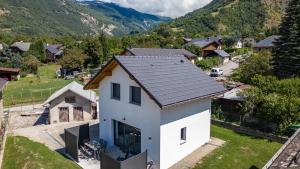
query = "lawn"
(2, 136, 81, 169)
(195, 125, 282, 169)
(3, 64, 73, 107)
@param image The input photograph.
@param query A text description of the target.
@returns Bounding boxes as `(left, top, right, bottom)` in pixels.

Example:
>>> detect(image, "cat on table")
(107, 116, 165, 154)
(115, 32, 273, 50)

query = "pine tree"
(272, 0, 300, 78)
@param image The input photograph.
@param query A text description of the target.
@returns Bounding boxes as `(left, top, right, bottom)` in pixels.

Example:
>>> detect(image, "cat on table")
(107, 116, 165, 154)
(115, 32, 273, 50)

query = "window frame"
(129, 86, 141, 106)
(65, 96, 76, 103)
(180, 127, 187, 144)
(111, 82, 121, 100)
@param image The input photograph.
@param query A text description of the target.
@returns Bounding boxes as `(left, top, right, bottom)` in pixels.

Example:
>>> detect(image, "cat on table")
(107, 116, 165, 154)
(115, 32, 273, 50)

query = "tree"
(232, 51, 272, 84)
(82, 37, 102, 68)
(22, 55, 40, 74)
(28, 39, 45, 62)
(272, 0, 300, 78)
(99, 32, 109, 64)
(58, 48, 87, 70)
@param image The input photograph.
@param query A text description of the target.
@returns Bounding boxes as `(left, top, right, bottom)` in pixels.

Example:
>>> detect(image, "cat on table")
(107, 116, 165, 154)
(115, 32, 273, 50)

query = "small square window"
(130, 86, 141, 105)
(111, 83, 120, 100)
(65, 96, 76, 103)
(180, 127, 187, 144)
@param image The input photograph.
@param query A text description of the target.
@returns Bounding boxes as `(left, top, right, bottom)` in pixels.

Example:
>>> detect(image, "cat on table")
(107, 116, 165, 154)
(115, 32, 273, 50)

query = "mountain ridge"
(0, 0, 171, 36)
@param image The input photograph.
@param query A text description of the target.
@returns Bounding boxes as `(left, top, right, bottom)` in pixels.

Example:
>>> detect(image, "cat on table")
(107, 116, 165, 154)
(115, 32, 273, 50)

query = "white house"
(84, 55, 225, 169)
(44, 81, 97, 124)
(235, 39, 243, 49)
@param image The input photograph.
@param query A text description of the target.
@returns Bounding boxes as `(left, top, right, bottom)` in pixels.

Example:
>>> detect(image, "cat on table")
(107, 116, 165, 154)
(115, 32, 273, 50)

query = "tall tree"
(99, 32, 109, 65)
(272, 0, 300, 78)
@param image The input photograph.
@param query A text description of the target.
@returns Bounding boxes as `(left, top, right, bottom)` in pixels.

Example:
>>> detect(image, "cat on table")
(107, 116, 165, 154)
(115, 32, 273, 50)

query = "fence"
(212, 119, 288, 143)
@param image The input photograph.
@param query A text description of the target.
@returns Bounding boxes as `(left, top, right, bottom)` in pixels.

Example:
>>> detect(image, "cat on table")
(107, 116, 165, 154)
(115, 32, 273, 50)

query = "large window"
(130, 86, 141, 105)
(111, 83, 120, 100)
(65, 96, 76, 103)
(180, 127, 187, 144)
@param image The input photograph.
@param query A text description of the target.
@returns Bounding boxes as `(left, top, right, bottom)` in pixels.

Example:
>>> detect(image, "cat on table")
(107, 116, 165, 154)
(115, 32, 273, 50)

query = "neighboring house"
(123, 48, 197, 64)
(184, 37, 230, 63)
(0, 78, 7, 128)
(44, 44, 64, 62)
(44, 81, 97, 124)
(84, 55, 225, 169)
(253, 35, 280, 52)
(0, 67, 20, 81)
(263, 128, 300, 169)
(235, 39, 243, 49)
(10, 41, 31, 53)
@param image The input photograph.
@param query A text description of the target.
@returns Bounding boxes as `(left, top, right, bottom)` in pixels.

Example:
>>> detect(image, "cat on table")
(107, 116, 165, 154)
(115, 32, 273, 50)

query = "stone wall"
(212, 119, 288, 143)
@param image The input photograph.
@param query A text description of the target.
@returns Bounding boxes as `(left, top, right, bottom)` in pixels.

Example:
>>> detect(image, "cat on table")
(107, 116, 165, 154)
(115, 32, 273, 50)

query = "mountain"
(0, 0, 171, 36)
(156, 0, 289, 37)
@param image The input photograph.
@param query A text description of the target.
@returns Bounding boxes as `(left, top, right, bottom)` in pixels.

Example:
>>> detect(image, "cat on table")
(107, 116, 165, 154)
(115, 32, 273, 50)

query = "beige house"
(0, 79, 7, 128)
(44, 81, 97, 124)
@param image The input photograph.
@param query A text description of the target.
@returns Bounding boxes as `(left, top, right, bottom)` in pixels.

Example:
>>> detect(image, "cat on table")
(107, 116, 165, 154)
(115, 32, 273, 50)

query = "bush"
(196, 57, 221, 70)
(22, 55, 40, 74)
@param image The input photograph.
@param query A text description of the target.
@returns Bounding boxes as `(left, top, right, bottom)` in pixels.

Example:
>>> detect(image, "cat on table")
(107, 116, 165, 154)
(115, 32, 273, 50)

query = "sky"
(81, 0, 212, 18)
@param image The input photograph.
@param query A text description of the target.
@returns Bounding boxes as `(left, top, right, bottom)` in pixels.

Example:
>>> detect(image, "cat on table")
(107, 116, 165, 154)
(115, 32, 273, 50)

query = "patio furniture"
(99, 139, 107, 152)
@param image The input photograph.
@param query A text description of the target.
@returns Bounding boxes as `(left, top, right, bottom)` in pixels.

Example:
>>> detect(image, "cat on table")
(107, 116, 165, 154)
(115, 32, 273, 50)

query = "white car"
(210, 68, 223, 77)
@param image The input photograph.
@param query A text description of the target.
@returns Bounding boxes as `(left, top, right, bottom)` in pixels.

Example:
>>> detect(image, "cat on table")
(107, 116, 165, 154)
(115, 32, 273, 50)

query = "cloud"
(98, 0, 212, 18)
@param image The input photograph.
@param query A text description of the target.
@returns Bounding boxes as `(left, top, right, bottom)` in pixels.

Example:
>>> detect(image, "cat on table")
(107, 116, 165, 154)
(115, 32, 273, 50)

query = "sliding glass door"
(113, 120, 141, 155)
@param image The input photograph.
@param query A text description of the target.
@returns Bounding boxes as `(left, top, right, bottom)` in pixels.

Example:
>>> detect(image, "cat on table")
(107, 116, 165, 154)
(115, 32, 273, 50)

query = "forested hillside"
(0, 0, 170, 36)
(154, 0, 289, 38)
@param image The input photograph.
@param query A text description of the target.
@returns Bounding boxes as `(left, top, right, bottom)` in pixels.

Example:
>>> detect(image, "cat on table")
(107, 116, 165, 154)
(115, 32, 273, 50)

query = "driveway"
(220, 61, 239, 77)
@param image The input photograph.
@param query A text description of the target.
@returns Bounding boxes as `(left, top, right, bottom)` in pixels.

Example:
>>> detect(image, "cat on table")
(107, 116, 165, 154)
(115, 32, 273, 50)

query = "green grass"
(3, 64, 73, 107)
(2, 136, 81, 169)
(195, 125, 282, 169)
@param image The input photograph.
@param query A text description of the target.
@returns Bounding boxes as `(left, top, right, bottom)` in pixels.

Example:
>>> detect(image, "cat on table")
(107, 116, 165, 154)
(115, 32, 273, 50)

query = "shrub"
(196, 57, 221, 70)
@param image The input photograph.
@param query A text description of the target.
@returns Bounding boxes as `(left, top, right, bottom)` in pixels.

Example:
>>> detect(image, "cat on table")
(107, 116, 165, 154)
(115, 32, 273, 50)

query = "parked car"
(210, 68, 223, 77)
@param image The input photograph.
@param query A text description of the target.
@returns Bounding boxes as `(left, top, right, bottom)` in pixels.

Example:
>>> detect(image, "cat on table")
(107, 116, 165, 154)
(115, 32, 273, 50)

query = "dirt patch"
(8, 112, 47, 131)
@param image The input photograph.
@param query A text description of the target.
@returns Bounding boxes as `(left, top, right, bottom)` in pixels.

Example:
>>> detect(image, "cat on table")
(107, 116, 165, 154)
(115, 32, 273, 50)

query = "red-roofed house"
(0, 67, 20, 81)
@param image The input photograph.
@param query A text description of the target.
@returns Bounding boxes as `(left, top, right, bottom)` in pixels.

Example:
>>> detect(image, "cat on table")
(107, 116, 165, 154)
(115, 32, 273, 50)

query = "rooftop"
(185, 36, 222, 48)
(44, 81, 97, 105)
(264, 129, 300, 169)
(126, 48, 196, 59)
(44, 44, 63, 55)
(10, 42, 31, 52)
(0, 67, 20, 74)
(253, 35, 280, 48)
(85, 55, 225, 108)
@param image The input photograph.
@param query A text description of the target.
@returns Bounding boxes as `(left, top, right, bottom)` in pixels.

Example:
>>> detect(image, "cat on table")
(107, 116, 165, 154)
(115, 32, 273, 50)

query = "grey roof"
(253, 35, 280, 48)
(11, 42, 31, 52)
(0, 78, 7, 91)
(44, 44, 63, 55)
(186, 36, 222, 48)
(114, 55, 225, 107)
(44, 81, 96, 105)
(127, 48, 196, 59)
(213, 50, 230, 58)
(264, 129, 300, 169)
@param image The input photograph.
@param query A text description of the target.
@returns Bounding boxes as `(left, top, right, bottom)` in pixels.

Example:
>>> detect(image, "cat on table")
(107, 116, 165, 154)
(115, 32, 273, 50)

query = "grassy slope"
(3, 64, 73, 107)
(163, 0, 288, 37)
(195, 125, 282, 169)
(2, 136, 81, 169)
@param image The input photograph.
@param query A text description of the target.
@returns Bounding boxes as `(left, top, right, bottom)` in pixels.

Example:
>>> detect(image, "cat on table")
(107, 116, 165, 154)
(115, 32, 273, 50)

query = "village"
(0, 0, 300, 169)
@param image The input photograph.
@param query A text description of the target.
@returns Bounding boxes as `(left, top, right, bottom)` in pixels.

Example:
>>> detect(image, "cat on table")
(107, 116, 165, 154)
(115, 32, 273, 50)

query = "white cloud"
(98, 0, 212, 18)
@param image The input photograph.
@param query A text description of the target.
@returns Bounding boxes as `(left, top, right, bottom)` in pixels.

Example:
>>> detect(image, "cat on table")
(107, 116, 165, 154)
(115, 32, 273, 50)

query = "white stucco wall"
(99, 65, 161, 168)
(160, 99, 211, 169)
(49, 91, 95, 124)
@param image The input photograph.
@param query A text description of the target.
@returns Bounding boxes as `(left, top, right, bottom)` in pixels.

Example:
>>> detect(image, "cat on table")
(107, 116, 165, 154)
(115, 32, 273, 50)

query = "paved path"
(170, 137, 225, 169)
(220, 61, 239, 77)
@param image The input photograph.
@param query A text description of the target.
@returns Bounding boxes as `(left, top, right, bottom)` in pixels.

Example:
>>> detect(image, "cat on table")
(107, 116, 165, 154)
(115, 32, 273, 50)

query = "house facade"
(44, 44, 64, 62)
(44, 81, 97, 124)
(85, 55, 225, 169)
(0, 67, 20, 81)
(0, 79, 7, 128)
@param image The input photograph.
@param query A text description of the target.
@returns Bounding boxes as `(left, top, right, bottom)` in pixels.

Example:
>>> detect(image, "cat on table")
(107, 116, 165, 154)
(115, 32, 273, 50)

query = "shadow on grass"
(249, 165, 259, 169)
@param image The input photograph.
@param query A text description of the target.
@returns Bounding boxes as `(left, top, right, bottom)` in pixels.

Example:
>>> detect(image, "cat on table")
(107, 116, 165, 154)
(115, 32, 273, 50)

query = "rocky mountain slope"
(0, 0, 170, 36)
